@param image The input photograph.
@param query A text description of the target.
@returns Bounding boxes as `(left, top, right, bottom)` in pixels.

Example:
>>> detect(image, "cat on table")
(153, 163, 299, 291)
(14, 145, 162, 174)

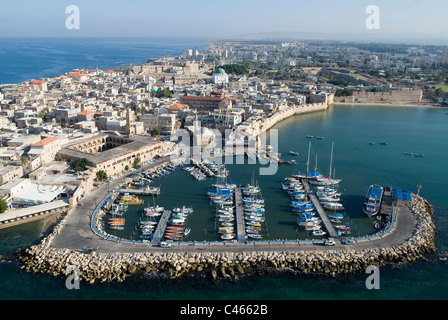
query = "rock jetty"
(17, 194, 436, 284)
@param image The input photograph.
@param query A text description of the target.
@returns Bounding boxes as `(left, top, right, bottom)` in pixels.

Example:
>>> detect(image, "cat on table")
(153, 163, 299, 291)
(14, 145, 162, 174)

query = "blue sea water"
(0, 37, 206, 84)
(0, 38, 447, 302)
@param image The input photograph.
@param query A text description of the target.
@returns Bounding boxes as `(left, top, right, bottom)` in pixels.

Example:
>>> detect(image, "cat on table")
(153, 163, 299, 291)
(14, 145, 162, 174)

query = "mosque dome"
(215, 68, 226, 74)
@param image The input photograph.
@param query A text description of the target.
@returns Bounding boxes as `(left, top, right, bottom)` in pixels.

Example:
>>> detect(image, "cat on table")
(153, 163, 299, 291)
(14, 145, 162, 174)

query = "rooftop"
(32, 136, 59, 147)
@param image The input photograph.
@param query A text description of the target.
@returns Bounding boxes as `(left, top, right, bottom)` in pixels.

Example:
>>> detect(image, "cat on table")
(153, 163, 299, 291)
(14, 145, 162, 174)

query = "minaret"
(126, 108, 135, 138)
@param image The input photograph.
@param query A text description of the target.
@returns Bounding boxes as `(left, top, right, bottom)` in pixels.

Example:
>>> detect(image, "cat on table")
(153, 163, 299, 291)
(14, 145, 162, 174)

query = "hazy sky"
(1, 0, 447, 43)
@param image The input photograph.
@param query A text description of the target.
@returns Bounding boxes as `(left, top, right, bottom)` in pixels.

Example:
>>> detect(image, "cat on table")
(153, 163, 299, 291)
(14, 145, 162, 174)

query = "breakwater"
(17, 194, 436, 284)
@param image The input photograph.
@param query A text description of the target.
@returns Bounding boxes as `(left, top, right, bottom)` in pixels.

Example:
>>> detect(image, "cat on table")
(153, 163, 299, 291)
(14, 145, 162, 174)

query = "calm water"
(0, 37, 205, 84)
(1, 104, 447, 300)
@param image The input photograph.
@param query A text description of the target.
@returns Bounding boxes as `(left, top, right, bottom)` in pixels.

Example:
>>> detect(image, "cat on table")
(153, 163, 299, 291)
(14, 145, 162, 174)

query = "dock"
(234, 187, 245, 242)
(301, 179, 338, 239)
(151, 210, 171, 245)
(119, 187, 160, 196)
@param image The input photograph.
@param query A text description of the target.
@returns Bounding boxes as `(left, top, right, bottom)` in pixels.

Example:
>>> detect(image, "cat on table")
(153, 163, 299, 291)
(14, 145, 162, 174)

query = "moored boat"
(322, 202, 345, 211)
(363, 184, 383, 217)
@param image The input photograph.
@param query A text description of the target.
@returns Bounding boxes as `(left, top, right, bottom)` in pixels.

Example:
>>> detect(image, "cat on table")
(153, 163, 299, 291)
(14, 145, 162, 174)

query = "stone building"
(57, 134, 175, 177)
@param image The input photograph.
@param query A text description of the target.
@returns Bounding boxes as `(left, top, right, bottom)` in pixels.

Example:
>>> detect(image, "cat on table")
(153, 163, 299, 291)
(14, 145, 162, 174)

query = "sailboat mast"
(329, 141, 334, 178)
(306, 141, 311, 174)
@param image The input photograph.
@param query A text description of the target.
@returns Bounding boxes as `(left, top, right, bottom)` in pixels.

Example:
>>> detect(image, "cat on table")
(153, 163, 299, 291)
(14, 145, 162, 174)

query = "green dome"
(215, 68, 226, 74)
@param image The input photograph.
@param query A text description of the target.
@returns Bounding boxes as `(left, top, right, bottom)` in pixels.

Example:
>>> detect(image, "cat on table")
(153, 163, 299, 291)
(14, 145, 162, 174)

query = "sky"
(1, 0, 448, 44)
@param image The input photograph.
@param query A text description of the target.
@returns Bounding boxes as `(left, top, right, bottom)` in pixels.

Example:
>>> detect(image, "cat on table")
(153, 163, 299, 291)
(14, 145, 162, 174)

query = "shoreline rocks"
(17, 194, 436, 284)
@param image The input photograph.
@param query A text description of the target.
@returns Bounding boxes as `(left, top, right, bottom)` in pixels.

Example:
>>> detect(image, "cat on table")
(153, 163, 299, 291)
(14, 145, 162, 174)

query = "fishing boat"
(306, 135, 313, 138)
(173, 206, 193, 215)
(141, 221, 157, 226)
(404, 152, 413, 155)
(247, 233, 263, 239)
(289, 151, 299, 156)
(414, 154, 425, 158)
(317, 136, 325, 140)
(363, 184, 383, 217)
(335, 224, 351, 231)
(183, 227, 191, 237)
(322, 202, 345, 211)
(312, 229, 326, 236)
(109, 225, 124, 230)
(329, 213, 344, 219)
(119, 195, 144, 205)
(221, 233, 235, 240)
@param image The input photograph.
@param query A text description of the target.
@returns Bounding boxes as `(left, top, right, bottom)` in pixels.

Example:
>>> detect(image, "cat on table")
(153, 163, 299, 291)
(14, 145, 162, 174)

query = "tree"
(72, 158, 89, 172)
(20, 156, 28, 166)
(0, 198, 8, 213)
(151, 128, 160, 136)
(96, 170, 108, 182)
(335, 88, 353, 97)
(133, 156, 141, 169)
(219, 64, 249, 75)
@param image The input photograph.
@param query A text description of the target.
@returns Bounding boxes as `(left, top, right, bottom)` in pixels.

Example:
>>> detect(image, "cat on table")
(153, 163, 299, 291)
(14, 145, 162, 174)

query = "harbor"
(15, 105, 442, 284)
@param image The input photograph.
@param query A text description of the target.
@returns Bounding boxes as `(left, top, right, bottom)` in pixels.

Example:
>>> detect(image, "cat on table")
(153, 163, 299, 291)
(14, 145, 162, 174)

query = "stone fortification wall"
(260, 102, 329, 134)
(335, 89, 423, 105)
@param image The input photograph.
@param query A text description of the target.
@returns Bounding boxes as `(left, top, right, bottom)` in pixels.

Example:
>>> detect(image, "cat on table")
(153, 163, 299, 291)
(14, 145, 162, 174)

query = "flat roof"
(12, 183, 67, 204)
(60, 134, 159, 165)
(0, 200, 69, 222)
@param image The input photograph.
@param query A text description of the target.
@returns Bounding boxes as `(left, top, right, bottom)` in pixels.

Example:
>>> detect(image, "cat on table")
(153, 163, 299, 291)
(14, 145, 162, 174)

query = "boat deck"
(301, 179, 338, 239)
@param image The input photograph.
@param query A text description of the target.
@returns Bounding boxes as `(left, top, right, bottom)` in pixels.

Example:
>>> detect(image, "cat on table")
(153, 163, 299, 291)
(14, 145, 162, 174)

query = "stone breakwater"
(17, 195, 435, 284)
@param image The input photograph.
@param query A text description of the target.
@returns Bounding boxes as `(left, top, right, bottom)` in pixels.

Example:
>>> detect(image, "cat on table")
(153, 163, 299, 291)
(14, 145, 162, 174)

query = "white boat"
(169, 219, 186, 225)
(363, 184, 383, 217)
(309, 141, 342, 186)
(183, 227, 191, 237)
(323, 202, 345, 211)
(312, 229, 326, 236)
(329, 213, 344, 219)
(221, 233, 235, 240)
(318, 194, 341, 202)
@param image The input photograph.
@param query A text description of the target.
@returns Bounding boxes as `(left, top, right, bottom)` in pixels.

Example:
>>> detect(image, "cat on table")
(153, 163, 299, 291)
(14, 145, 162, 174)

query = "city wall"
(334, 89, 423, 105)
(260, 102, 329, 134)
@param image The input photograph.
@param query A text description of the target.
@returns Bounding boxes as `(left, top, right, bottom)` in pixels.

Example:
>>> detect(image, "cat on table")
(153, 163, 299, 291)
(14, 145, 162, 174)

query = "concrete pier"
(151, 210, 171, 245)
(119, 187, 160, 196)
(234, 187, 245, 242)
(301, 179, 338, 239)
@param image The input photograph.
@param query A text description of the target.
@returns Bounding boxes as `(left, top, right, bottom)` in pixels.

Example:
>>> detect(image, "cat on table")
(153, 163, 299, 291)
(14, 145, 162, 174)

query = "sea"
(0, 38, 447, 304)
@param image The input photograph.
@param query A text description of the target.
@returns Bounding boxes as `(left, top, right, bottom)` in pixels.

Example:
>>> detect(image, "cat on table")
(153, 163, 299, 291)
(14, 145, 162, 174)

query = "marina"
(9, 103, 439, 291)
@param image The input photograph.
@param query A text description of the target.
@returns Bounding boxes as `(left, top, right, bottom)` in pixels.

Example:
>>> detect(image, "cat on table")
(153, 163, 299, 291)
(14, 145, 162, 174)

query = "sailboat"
(309, 141, 342, 186)
(294, 141, 319, 180)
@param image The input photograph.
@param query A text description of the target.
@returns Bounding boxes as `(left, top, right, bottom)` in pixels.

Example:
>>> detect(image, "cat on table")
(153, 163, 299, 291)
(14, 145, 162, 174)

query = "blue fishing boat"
(363, 184, 384, 217)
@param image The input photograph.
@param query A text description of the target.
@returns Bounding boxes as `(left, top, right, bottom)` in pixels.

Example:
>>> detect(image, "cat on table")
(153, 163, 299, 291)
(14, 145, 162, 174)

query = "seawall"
(17, 194, 435, 283)
(260, 102, 329, 134)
